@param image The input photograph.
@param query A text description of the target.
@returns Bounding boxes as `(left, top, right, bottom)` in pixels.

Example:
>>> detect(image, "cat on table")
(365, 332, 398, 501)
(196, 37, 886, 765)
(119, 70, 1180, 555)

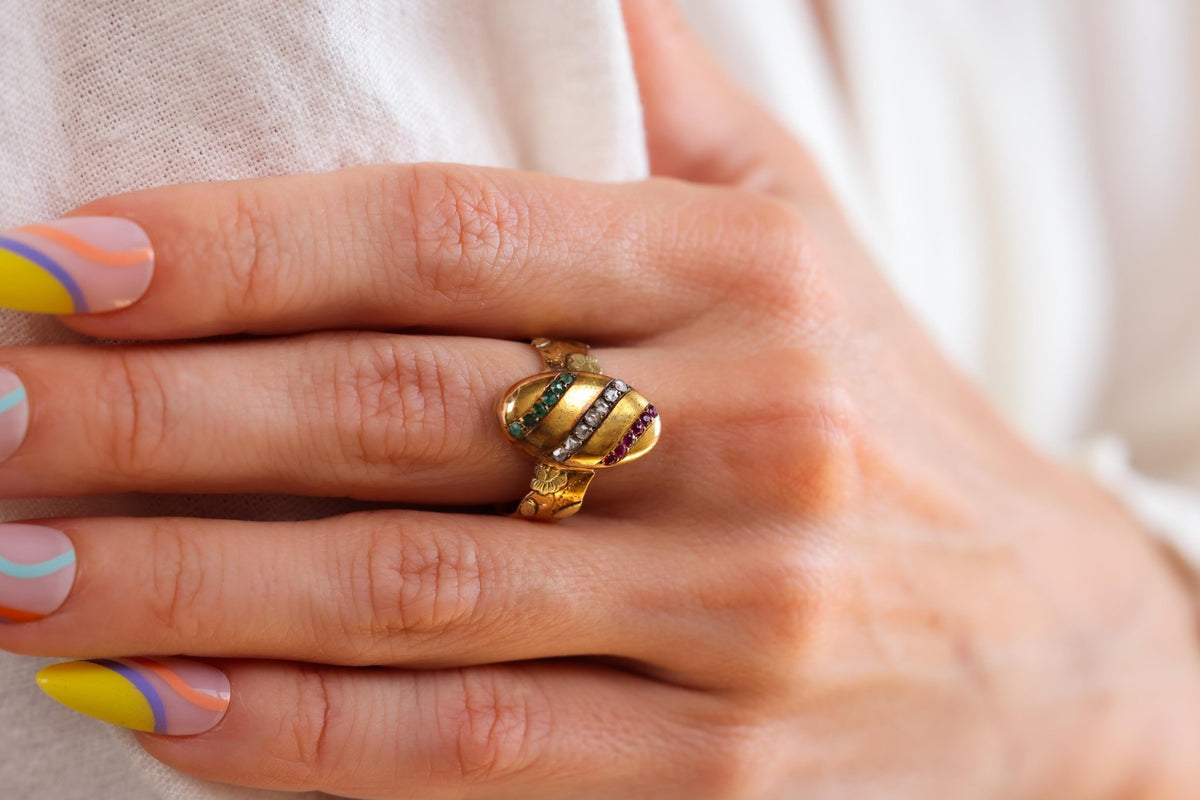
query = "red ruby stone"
(631, 420, 646, 435)
(602, 454, 619, 466)
(622, 433, 637, 448)
(613, 443, 630, 459)
(645, 405, 658, 418)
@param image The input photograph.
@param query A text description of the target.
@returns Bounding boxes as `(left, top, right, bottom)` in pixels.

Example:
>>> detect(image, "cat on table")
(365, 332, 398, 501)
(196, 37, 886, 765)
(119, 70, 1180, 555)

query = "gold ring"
(496, 338, 662, 521)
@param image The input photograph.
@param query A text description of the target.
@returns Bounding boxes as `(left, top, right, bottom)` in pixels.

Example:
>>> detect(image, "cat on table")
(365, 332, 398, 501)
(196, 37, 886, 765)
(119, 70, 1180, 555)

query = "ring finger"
(0, 512, 744, 684)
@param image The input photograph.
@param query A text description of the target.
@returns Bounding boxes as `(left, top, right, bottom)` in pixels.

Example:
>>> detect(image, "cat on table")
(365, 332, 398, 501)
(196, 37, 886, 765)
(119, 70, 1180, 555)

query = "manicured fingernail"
(0, 523, 75, 623)
(37, 657, 230, 735)
(0, 368, 29, 463)
(0, 216, 153, 314)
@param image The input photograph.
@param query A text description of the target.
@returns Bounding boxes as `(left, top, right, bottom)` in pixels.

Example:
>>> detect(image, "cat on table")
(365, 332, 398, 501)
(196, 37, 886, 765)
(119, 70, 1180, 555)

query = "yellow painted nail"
(0, 217, 153, 314)
(37, 657, 229, 735)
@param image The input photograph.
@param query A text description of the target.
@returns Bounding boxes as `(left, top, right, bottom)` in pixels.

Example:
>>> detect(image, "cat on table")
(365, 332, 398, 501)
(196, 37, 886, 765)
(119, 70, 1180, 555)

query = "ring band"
(496, 338, 662, 521)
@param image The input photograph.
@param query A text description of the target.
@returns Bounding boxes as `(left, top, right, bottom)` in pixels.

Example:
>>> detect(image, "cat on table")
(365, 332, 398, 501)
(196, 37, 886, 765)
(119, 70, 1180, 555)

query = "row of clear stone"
(551, 378, 630, 462)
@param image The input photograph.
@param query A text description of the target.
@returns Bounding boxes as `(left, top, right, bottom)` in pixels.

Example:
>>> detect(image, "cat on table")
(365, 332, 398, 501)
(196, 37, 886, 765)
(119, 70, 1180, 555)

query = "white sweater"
(1, 2, 1197, 797)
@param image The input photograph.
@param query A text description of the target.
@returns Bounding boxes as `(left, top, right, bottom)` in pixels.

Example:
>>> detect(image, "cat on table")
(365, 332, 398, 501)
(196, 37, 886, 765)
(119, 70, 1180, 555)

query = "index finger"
(0, 164, 796, 341)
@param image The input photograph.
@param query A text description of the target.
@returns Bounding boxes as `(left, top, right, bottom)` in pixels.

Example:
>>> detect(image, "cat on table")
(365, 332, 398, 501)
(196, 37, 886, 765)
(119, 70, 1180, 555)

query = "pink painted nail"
(0, 216, 154, 314)
(0, 368, 28, 463)
(38, 657, 230, 735)
(0, 523, 76, 623)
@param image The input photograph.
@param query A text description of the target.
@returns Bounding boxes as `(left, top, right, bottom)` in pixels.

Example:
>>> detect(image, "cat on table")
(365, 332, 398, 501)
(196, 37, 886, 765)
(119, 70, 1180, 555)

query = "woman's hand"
(2, 2, 1198, 797)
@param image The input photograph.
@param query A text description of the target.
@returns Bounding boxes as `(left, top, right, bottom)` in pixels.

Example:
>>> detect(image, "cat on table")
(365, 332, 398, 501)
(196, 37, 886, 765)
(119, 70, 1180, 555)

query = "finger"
(0, 162, 772, 341)
(1, 512, 684, 671)
(0, 335, 682, 504)
(40, 659, 729, 798)
(622, 0, 827, 202)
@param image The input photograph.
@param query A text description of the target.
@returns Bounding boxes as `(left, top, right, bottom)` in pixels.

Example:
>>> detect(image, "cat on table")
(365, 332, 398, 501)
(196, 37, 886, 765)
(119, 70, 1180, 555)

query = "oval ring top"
(497, 371, 661, 469)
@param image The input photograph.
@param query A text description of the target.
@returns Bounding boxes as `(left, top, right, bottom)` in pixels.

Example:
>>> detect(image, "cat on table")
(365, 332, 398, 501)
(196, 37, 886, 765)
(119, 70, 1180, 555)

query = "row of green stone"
(507, 372, 576, 439)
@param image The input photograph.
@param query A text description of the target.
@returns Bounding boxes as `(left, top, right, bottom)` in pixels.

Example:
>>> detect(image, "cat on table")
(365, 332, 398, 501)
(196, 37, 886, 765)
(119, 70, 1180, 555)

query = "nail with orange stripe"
(0, 523, 76, 623)
(0, 217, 154, 314)
(38, 657, 230, 735)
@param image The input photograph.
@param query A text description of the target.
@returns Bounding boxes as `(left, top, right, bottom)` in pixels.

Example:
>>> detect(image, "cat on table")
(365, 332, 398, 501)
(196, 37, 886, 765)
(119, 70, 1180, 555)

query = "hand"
(1, 2, 1198, 797)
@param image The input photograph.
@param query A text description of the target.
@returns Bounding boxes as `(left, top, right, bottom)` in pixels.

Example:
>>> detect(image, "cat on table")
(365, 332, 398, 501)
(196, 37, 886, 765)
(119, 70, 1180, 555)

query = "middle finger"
(0, 334, 661, 502)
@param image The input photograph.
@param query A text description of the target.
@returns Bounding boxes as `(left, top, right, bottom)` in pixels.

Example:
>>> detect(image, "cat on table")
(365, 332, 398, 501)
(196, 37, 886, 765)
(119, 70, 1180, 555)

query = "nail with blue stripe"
(0, 367, 28, 463)
(0, 523, 76, 623)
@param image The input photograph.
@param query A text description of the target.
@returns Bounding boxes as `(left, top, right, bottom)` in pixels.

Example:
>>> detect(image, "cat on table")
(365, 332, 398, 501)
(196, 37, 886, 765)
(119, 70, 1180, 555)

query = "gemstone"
(603, 387, 621, 402)
(562, 373, 575, 384)
(613, 443, 629, 459)
(523, 413, 539, 427)
(574, 423, 594, 438)
(585, 410, 603, 426)
(602, 454, 619, 466)
(622, 433, 637, 448)
(594, 400, 612, 414)
(645, 405, 657, 418)
(507, 422, 524, 437)
(552, 447, 570, 462)
(612, 379, 628, 392)
(564, 436, 583, 451)
(631, 420, 646, 435)
(533, 402, 549, 416)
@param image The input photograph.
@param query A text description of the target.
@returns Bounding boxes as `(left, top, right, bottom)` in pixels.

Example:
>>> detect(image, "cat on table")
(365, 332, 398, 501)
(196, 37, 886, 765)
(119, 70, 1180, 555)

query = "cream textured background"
(1, 1, 1198, 798)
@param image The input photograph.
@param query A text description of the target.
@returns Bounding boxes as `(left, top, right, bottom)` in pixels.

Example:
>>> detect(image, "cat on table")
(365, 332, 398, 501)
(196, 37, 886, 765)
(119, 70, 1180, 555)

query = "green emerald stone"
(522, 413, 538, 427)
(507, 422, 524, 438)
(533, 402, 549, 416)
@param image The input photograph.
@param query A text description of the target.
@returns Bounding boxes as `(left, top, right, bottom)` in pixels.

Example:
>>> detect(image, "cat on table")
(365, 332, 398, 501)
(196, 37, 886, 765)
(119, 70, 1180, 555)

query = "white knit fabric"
(1, 1, 1197, 797)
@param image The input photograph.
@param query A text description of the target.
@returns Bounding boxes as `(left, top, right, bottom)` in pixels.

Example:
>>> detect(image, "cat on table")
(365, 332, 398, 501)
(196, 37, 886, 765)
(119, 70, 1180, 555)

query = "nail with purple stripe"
(37, 656, 230, 735)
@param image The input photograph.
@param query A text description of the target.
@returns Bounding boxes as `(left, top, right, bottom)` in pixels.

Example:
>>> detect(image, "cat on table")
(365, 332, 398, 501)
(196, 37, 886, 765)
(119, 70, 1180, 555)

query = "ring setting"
(496, 339, 661, 521)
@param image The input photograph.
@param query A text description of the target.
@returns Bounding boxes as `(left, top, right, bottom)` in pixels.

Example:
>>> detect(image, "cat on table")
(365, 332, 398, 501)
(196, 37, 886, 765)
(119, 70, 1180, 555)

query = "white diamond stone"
(552, 447, 570, 462)
(594, 400, 612, 414)
(612, 379, 628, 392)
(574, 423, 593, 438)
(564, 436, 583, 451)
(603, 387, 621, 402)
(585, 410, 603, 426)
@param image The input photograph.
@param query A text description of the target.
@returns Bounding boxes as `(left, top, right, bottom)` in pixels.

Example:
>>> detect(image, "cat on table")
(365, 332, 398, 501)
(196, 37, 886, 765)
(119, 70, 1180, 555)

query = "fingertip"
(0, 216, 154, 319)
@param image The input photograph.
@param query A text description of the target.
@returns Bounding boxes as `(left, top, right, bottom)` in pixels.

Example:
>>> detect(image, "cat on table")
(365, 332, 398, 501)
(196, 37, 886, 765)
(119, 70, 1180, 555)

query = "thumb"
(621, 0, 827, 203)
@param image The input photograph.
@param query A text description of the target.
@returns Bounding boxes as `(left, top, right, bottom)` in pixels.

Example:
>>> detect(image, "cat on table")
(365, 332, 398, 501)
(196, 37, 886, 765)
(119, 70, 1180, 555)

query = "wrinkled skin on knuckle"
(268, 666, 338, 790)
(144, 520, 213, 646)
(404, 164, 540, 309)
(430, 669, 550, 786)
(93, 351, 176, 483)
(349, 523, 490, 648)
(326, 335, 482, 473)
(210, 183, 298, 317)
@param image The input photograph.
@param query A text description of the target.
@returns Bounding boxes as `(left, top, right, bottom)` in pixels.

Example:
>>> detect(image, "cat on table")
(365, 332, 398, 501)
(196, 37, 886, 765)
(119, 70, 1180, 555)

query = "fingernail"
(0, 216, 153, 314)
(0, 523, 75, 623)
(0, 368, 29, 463)
(37, 657, 230, 735)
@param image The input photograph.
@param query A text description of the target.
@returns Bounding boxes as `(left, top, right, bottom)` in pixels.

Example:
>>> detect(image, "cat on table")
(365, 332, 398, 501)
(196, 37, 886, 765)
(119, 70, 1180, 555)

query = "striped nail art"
(0, 523, 75, 623)
(37, 657, 230, 735)
(0, 217, 153, 314)
(0, 368, 29, 463)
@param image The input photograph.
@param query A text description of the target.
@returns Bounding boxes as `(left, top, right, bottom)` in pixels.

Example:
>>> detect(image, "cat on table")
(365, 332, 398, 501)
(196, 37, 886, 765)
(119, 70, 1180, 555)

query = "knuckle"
(767, 355, 866, 517)
(95, 352, 173, 480)
(355, 522, 489, 643)
(214, 185, 290, 315)
(281, 667, 336, 787)
(144, 520, 210, 641)
(434, 670, 548, 784)
(328, 336, 483, 469)
(719, 193, 822, 321)
(404, 163, 535, 305)
(716, 349, 865, 518)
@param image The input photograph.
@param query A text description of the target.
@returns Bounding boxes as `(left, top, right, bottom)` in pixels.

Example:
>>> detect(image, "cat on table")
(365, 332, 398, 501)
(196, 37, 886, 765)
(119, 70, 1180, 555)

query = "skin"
(3, 2, 1200, 797)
